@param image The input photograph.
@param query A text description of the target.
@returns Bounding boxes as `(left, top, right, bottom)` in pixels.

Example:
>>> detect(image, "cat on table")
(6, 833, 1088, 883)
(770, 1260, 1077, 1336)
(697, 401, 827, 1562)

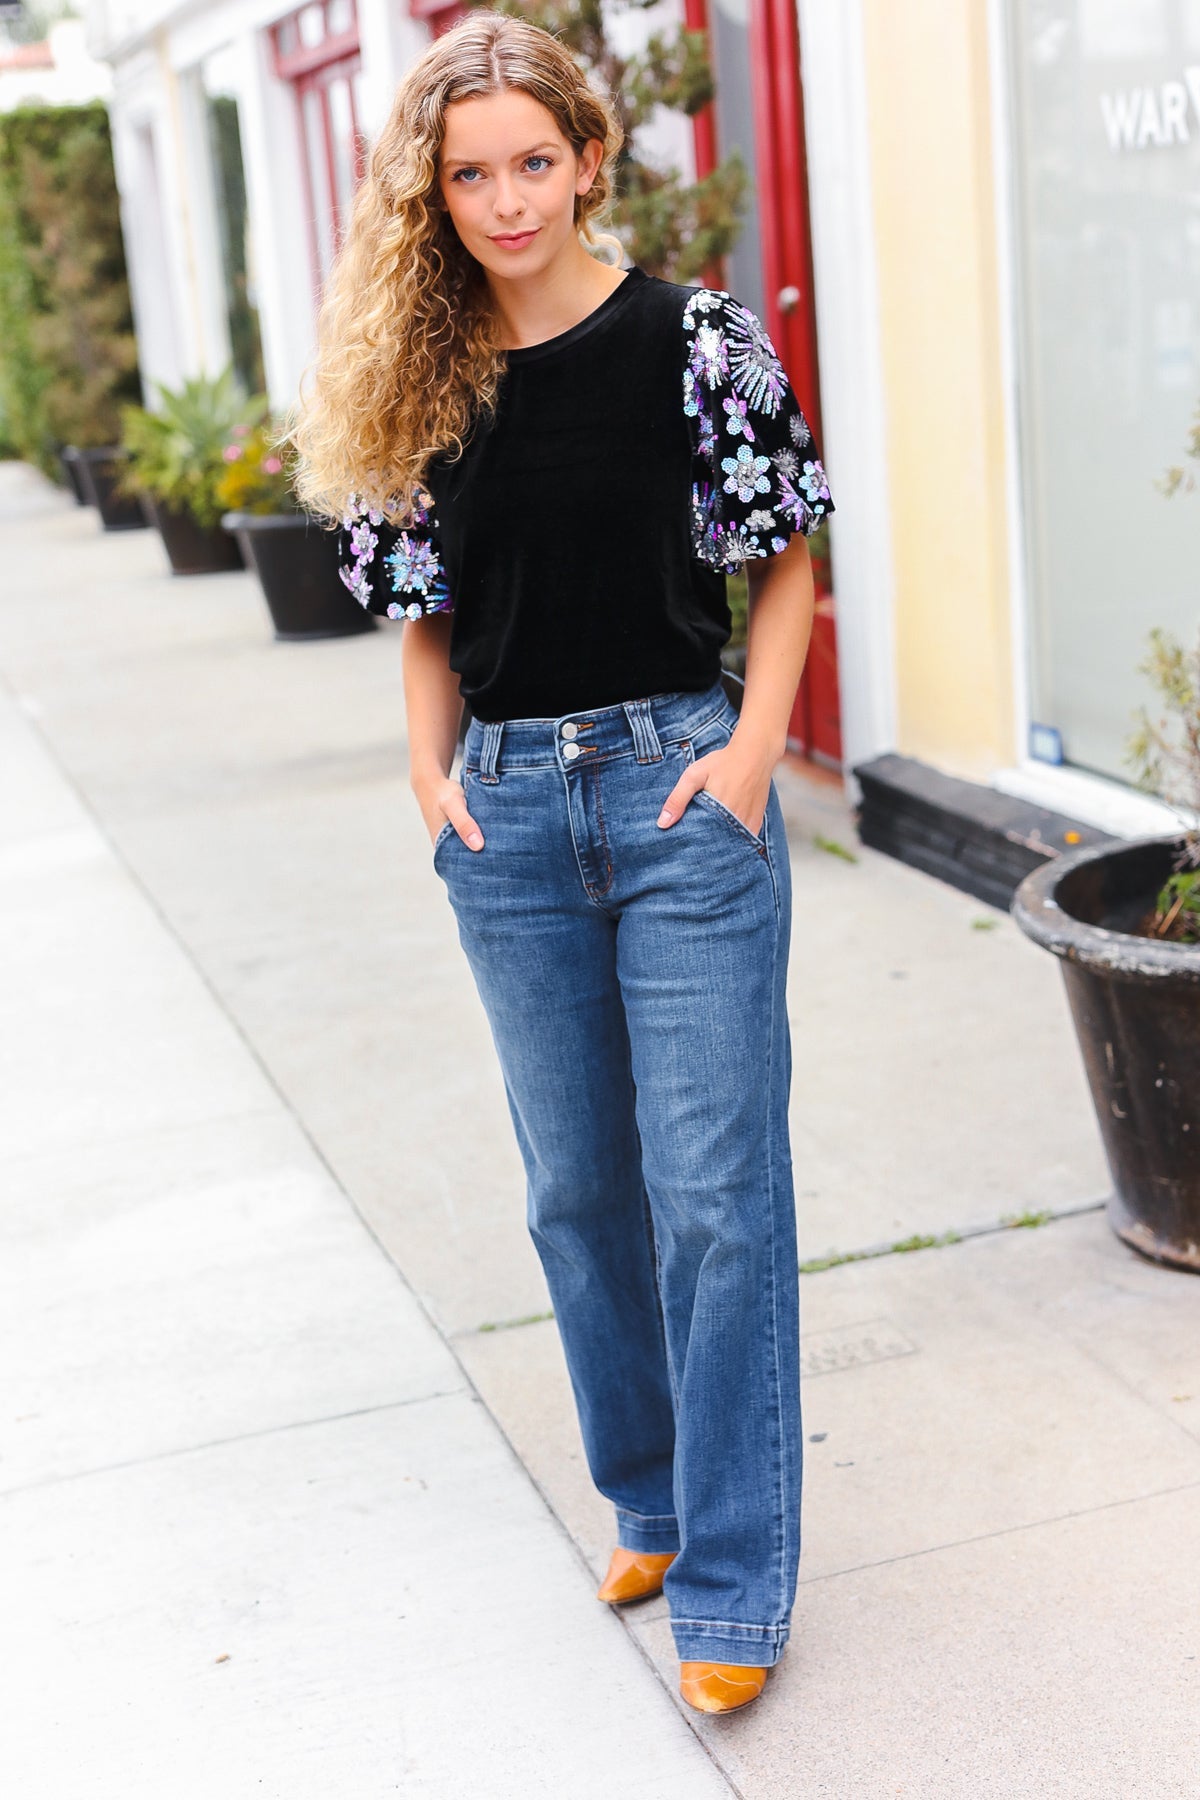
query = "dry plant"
(1125, 627, 1200, 943)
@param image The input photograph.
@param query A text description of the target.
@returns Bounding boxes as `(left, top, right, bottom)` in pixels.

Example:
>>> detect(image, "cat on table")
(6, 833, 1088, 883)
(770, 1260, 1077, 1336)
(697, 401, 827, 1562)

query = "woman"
(293, 9, 834, 1716)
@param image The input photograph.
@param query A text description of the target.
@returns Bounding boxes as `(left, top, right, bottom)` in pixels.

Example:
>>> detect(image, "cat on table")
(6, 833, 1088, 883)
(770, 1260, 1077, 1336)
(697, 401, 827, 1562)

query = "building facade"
(0, 19, 112, 109)
(84, 0, 1200, 837)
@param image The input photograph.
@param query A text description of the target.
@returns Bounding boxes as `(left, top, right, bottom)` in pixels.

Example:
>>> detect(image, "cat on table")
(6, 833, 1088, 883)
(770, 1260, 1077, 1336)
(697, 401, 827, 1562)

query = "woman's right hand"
(414, 775, 484, 851)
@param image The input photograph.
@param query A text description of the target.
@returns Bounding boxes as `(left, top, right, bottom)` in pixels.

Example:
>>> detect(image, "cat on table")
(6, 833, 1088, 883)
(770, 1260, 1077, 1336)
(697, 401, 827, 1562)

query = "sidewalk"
(0, 463, 729, 1799)
(2, 460, 1198, 1796)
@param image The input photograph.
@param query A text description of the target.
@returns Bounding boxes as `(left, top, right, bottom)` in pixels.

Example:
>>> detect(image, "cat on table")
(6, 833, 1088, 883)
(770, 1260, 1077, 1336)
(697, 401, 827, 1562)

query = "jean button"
(562, 742, 581, 761)
(561, 721, 579, 740)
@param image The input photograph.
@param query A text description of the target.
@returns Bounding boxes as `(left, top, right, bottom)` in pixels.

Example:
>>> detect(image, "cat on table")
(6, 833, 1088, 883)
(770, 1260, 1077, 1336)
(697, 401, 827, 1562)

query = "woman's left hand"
(657, 736, 776, 839)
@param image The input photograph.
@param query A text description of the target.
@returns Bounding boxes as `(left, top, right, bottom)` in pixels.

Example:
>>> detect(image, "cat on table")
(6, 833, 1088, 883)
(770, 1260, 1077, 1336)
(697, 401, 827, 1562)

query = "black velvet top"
(336, 265, 834, 722)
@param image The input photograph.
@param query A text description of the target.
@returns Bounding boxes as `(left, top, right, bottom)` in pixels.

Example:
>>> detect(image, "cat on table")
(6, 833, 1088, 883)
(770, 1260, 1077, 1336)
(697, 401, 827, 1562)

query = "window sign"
(1007, 0, 1200, 781)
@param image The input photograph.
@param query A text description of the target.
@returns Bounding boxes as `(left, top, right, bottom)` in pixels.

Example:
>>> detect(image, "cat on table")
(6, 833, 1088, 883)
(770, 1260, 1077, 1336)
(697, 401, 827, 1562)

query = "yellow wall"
(861, 0, 1016, 779)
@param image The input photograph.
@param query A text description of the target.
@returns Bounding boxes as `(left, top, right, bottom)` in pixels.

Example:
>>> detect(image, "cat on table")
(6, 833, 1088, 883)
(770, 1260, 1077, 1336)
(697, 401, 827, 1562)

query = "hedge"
(0, 102, 140, 471)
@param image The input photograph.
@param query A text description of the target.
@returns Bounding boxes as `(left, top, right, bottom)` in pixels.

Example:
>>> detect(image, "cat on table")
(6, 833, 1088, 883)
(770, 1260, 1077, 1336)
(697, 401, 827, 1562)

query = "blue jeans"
(434, 681, 801, 1667)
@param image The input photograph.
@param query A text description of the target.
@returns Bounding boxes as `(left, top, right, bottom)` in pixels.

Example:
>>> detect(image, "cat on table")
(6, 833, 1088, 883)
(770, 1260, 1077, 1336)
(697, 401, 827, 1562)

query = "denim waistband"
(462, 683, 730, 780)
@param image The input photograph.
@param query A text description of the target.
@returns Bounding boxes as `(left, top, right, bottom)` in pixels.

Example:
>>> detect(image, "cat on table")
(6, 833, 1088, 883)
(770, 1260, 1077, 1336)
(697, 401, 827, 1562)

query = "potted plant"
(217, 421, 375, 640)
(118, 367, 263, 574)
(57, 445, 91, 507)
(1011, 626, 1200, 1272)
(67, 443, 147, 530)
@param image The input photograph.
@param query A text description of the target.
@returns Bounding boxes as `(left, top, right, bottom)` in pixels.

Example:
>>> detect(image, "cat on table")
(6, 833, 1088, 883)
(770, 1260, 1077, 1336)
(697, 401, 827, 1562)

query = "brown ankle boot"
(595, 1546, 677, 1605)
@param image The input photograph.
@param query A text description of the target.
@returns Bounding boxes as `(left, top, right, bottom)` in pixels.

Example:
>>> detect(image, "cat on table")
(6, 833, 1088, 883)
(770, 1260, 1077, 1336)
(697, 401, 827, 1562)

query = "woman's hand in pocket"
(414, 775, 484, 851)
(657, 739, 774, 838)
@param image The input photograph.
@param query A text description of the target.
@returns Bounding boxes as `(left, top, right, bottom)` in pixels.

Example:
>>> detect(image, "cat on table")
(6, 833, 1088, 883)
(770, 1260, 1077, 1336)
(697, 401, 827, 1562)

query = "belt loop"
(478, 719, 504, 784)
(623, 697, 663, 764)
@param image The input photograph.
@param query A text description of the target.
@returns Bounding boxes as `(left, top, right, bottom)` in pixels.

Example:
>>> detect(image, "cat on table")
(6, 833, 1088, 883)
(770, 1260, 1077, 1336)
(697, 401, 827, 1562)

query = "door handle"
(777, 285, 801, 314)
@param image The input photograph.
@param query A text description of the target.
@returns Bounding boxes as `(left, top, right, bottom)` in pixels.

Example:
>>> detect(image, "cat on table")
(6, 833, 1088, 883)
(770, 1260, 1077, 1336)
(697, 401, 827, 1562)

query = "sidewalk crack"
(0, 1387, 468, 1501)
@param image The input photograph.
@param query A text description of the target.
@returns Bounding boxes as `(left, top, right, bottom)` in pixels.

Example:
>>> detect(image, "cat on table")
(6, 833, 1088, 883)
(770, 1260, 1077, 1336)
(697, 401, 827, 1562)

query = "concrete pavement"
(0, 462, 730, 1797)
(2, 459, 1198, 1796)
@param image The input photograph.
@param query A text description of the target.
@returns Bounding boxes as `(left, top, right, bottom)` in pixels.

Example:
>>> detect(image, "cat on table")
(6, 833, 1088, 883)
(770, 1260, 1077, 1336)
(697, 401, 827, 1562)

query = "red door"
(688, 0, 842, 767)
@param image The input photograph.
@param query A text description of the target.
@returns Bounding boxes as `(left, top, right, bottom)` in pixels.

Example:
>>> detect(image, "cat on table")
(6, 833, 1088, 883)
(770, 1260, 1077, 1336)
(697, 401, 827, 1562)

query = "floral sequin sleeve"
(682, 288, 835, 574)
(336, 490, 454, 621)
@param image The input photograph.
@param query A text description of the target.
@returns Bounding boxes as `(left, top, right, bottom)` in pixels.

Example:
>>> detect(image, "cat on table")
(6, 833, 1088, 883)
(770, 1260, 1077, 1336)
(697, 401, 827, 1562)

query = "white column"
(152, 34, 231, 381)
(108, 99, 185, 400)
(169, 58, 234, 377)
(795, 0, 898, 790)
(235, 23, 316, 409)
(107, 41, 208, 396)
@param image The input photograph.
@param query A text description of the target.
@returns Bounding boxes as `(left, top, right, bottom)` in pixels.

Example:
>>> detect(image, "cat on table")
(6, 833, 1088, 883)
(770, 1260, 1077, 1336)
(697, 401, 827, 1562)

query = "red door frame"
(686, 0, 841, 766)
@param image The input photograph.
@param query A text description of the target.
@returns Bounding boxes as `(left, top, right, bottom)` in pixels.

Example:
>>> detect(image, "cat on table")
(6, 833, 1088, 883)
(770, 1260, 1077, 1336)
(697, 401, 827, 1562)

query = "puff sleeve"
(682, 287, 834, 574)
(336, 491, 454, 621)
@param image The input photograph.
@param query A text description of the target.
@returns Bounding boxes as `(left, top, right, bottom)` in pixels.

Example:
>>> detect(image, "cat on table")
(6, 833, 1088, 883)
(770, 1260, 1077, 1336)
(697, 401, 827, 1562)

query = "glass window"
(708, 0, 766, 321)
(298, 4, 326, 49)
(270, 4, 363, 297)
(1007, 0, 1200, 782)
(326, 71, 358, 231)
(199, 45, 265, 395)
(302, 84, 335, 281)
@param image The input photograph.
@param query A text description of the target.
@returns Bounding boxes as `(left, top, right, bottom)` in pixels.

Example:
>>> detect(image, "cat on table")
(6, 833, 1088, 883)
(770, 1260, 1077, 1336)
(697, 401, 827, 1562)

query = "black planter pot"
(221, 511, 376, 640)
(58, 446, 90, 506)
(73, 447, 148, 531)
(142, 495, 244, 575)
(1012, 835, 1200, 1272)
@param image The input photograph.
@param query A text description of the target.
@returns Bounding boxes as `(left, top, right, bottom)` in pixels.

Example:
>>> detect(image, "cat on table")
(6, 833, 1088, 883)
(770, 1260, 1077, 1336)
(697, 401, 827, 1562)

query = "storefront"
(88, 0, 1198, 856)
(819, 0, 1197, 884)
(91, 0, 430, 411)
(1004, 0, 1200, 791)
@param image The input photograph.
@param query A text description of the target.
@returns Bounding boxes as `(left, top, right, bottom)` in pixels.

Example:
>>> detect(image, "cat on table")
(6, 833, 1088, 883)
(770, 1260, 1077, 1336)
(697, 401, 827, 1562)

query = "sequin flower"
(722, 396, 755, 441)
(721, 443, 773, 504)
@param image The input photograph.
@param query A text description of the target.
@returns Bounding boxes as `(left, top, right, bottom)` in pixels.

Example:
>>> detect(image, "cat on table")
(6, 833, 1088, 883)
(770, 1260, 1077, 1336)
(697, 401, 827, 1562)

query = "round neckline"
(504, 266, 646, 364)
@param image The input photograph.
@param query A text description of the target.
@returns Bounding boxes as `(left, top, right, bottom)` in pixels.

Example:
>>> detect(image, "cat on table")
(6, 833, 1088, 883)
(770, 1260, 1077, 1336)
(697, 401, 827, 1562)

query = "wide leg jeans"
(433, 682, 801, 1667)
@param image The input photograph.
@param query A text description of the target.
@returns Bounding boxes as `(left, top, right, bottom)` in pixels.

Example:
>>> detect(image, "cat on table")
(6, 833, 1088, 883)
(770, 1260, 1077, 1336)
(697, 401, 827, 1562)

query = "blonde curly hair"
(289, 9, 624, 526)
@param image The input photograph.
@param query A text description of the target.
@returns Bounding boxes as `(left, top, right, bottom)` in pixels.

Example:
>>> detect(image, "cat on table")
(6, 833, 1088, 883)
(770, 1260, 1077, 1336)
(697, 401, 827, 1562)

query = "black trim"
(852, 752, 1117, 910)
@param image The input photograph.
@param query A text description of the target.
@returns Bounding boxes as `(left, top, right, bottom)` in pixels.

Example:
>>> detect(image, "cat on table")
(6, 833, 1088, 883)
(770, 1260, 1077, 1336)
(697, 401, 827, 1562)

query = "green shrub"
(120, 368, 267, 530)
(0, 103, 140, 472)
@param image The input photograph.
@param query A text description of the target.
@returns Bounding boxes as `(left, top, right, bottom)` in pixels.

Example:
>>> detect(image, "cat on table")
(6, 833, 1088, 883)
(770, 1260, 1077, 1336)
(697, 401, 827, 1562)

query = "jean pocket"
(432, 819, 457, 867)
(691, 785, 768, 852)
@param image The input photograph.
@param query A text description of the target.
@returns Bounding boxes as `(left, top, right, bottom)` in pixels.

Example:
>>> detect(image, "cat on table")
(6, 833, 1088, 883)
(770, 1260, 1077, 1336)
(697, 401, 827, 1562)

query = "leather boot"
(679, 1662, 769, 1714)
(595, 1546, 677, 1604)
